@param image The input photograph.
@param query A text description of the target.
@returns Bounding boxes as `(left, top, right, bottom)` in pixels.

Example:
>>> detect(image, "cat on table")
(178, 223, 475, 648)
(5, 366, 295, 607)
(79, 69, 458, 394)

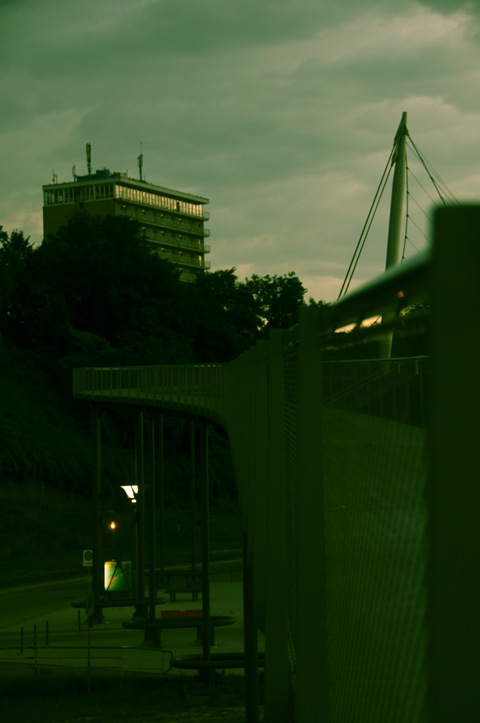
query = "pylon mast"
(380, 112, 408, 359)
(385, 112, 408, 270)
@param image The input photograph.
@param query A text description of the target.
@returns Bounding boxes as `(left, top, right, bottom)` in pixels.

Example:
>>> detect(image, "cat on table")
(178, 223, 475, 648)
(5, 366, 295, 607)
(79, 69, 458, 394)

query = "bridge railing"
(73, 205, 480, 723)
(73, 362, 228, 423)
(212, 206, 480, 722)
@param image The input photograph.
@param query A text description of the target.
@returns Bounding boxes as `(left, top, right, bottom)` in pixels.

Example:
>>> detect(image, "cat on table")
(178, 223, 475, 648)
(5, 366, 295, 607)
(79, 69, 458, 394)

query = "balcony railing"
(147, 233, 210, 255)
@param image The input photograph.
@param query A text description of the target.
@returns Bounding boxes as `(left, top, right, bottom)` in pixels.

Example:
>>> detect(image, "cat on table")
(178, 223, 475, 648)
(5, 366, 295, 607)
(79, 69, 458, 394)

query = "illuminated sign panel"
(104, 561, 132, 591)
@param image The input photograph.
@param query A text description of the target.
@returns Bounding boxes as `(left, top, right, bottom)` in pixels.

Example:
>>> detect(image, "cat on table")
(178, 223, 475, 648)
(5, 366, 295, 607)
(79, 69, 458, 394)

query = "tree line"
(0, 212, 314, 366)
(0, 211, 318, 499)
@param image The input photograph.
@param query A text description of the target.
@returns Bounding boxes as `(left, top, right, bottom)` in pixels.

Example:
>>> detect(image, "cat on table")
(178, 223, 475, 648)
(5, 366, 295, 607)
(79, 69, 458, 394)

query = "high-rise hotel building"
(43, 164, 210, 282)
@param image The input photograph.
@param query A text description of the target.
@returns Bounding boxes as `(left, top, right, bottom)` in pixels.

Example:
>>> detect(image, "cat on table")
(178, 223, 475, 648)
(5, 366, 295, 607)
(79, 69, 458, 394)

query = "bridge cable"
(338, 133, 457, 300)
(337, 146, 395, 299)
(407, 137, 459, 206)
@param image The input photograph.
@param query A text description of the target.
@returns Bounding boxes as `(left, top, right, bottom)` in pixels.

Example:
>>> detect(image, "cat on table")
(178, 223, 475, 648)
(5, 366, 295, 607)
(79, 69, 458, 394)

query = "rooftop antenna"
(86, 142, 92, 176)
(52, 170, 57, 184)
(138, 145, 144, 181)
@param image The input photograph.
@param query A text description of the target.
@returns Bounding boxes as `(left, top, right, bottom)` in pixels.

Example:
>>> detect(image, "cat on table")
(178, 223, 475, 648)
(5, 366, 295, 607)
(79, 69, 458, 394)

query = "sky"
(1, 0, 479, 302)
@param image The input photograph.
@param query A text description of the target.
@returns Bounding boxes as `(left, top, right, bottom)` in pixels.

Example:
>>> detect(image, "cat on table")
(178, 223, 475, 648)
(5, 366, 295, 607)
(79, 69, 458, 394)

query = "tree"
(181, 269, 259, 362)
(242, 271, 307, 333)
(2, 213, 314, 366)
(40, 211, 184, 341)
(7, 211, 188, 357)
(0, 227, 34, 342)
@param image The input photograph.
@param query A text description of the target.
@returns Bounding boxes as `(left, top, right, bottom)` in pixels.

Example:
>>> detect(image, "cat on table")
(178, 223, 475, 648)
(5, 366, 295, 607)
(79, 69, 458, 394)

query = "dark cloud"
(420, 0, 478, 14)
(118, 0, 323, 54)
(0, 0, 479, 301)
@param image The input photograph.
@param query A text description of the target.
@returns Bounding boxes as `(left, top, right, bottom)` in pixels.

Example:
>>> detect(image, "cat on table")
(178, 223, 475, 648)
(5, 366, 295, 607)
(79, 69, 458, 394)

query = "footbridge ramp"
(73, 206, 480, 722)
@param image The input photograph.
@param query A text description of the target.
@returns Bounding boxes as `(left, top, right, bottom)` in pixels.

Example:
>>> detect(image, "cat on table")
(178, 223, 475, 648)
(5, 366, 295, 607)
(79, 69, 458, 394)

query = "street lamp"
(121, 484, 138, 503)
(120, 483, 144, 612)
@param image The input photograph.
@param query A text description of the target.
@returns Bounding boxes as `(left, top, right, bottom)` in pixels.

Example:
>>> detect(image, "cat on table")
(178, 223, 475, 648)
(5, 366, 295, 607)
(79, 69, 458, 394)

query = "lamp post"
(134, 411, 147, 618)
(92, 406, 104, 624)
(120, 483, 142, 611)
(123, 411, 157, 626)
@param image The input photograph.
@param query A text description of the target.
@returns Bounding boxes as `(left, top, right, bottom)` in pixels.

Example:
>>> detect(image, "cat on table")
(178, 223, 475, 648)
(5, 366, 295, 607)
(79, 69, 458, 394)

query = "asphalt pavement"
(0, 570, 261, 680)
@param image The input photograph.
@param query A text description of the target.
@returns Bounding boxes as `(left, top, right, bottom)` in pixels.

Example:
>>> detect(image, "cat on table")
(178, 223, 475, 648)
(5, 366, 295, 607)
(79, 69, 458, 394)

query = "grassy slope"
(0, 346, 93, 493)
(0, 346, 241, 581)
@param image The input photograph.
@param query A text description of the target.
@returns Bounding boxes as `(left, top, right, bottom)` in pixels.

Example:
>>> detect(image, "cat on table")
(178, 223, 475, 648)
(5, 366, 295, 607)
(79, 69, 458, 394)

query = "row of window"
(114, 185, 205, 217)
(123, 207, 207, 236)
(146, 230, 208, 253)
(44, 183, 208, 219)
(44, 184, 115, 205)
(157, 247, 209, 269)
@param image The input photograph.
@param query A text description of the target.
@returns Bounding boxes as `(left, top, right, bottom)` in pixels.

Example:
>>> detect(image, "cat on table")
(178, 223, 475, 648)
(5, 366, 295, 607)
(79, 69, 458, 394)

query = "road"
(0, 576, 86, 632)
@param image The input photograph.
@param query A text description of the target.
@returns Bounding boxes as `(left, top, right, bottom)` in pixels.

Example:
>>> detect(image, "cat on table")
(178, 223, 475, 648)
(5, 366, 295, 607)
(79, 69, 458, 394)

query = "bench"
(164, 582, 202, 602)
(122, 612, 235, 648)
(71, 596, 165, 610)
(170, 651, 266, 684)
(153, 569, 202, 586)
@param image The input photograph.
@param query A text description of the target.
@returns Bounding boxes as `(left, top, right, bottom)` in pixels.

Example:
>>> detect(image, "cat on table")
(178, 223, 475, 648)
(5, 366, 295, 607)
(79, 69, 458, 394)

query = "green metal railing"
(73, 363, 227, 424)
(73, 205, 480, 723)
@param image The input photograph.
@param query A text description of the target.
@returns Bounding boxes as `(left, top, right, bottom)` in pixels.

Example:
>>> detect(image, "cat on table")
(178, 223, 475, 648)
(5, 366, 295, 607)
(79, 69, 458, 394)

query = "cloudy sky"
(1, 0, 479, 302)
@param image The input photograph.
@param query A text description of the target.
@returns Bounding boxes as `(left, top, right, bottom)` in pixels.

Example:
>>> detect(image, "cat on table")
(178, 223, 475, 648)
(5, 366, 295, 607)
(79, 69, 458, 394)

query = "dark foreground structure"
(74, 205, 480, 722)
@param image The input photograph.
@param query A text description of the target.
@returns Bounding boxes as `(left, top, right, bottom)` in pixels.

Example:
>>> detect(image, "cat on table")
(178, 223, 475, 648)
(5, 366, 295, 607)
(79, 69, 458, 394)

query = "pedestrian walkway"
(0, 580, 262, 678)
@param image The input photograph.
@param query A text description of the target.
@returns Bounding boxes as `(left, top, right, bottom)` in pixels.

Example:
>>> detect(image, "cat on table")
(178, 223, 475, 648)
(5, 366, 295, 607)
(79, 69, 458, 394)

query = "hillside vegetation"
(0, 213, 312, 569)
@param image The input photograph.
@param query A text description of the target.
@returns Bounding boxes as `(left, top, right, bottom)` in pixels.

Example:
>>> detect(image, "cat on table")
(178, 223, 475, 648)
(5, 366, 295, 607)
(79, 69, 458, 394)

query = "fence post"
(428, 205, 480, 721)
(148, 411, 157, 626)
(199, 422, 212, 687)
(296, 306, 330, 721)
(245, 343, 269, 723)
(92, 405, 104, 623)
(135, 410, 147, 617)
(264, 330, 291, 722)
(252, 342, 268, 643)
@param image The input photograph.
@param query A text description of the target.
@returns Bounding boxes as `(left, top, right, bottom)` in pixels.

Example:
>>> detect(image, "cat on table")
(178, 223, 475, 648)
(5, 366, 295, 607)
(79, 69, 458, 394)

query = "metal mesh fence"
(321, 361, 429, 722)
(283, 338, 299, 690)
(73, 205, 480, 722)
(72, 331, 430, 722)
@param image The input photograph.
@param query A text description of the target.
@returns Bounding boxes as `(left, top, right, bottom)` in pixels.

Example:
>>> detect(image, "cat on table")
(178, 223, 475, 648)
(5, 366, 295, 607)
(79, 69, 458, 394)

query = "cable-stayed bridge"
(73, 169, 480, 720)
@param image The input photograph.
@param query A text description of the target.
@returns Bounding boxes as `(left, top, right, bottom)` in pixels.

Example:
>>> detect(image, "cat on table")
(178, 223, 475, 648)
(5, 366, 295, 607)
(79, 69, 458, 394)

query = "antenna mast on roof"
(86, 142, 92, 176)
(138, 148, 144, 181)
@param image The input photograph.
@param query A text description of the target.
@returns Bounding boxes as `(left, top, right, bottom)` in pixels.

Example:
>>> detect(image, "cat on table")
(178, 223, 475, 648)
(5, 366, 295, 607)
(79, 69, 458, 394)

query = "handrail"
(325, 248, 430, 332)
